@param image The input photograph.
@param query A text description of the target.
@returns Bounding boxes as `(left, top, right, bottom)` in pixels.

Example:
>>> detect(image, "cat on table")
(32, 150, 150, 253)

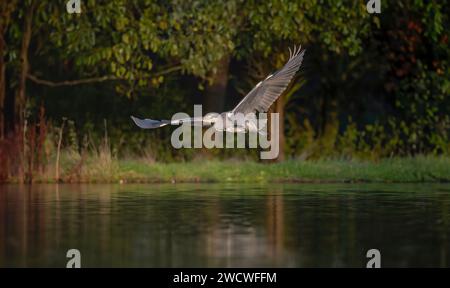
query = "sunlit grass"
(14, 153, 449, 184)
(111, 156, 450, 184)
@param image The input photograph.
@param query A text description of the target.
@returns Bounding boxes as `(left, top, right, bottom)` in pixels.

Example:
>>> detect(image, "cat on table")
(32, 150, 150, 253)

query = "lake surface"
(0, 183, 449, 267)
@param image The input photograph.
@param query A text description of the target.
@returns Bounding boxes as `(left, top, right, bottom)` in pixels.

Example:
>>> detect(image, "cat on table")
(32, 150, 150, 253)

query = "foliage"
(0, 0, 449, 175)
(380, 0, 450, 155)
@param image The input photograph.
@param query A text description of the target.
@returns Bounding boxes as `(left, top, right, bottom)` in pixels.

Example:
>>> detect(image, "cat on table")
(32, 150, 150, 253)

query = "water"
(0, 183, 449, 267)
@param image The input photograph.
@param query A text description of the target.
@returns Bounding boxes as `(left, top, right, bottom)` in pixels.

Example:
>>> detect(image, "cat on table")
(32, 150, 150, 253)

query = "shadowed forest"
(0, 1, 449, 183)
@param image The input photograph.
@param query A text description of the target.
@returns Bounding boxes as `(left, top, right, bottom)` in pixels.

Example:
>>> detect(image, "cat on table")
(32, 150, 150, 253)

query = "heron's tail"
(247, 119, 268, 136)
(257, 123, 268, 136)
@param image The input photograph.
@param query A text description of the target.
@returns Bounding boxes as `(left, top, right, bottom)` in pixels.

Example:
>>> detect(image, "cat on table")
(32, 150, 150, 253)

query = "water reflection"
(0, 183, 449, 267)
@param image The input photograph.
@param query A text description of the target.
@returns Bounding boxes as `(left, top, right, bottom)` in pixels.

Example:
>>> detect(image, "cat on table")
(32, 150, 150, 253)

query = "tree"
(378, 0, 450, 155)
(233, 0, 372, 160)
(3, 0, 446, 162)
(0, 0, 18, 138)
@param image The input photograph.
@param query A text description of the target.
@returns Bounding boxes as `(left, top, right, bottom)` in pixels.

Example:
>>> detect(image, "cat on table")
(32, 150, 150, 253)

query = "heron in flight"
(131, 45, 305, 133)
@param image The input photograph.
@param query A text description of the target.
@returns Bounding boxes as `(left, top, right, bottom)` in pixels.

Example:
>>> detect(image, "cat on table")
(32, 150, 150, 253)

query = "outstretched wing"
(232, 46, 305, 114)
(131, 116, 170, 129)
(131, 116, 213, 129)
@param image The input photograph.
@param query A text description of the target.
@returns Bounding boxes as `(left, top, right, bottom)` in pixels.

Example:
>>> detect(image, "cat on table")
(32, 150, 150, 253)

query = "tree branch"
(27, 74, 118, 87)
(155, 65, 182, 76)
(27, 65, 183, 87)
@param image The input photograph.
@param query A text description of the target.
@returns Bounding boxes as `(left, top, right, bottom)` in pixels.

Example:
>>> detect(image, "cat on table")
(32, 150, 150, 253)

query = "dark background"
(0, 1, 448, 166)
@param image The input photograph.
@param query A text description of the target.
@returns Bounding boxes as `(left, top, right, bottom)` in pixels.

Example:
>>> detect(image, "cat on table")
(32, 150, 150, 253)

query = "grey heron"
(131, 45, 305, 133)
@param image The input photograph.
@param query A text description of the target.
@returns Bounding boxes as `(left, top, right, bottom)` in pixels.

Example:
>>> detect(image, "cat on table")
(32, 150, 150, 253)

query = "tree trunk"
(319, 94, 338, 155)
(0, 35, 5, 139)
(16, 1, 35, 128)
(273, 96, 285, 162)
(0, 1, 17, 138)
(203, 55, 230, 113)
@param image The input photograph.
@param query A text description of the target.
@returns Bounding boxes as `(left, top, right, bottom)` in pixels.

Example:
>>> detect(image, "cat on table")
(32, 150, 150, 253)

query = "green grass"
(9, 154, 449, 184)
(51, 155, 449, 184)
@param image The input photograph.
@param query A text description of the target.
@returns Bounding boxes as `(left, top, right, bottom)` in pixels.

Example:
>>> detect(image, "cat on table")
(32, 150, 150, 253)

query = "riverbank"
(5, 156, 449, 184)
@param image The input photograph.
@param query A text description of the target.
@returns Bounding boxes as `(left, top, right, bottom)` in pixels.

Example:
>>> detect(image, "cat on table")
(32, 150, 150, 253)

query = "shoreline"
(1, 156, 449, 184)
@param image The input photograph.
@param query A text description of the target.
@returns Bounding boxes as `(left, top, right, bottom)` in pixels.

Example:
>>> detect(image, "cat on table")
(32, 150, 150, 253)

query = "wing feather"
(131, 116, 170, 129)
(232, 46, 305, 114)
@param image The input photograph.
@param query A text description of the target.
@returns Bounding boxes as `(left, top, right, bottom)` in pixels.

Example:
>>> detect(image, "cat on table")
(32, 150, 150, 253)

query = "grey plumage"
(232, 45, 305, 114)
(131, 45, 305, 132)
(130, 116, 169, 129)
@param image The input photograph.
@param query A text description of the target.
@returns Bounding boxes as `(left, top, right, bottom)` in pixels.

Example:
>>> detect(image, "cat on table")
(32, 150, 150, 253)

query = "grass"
(23, 155, 450, 184)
